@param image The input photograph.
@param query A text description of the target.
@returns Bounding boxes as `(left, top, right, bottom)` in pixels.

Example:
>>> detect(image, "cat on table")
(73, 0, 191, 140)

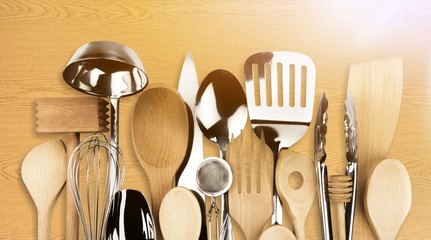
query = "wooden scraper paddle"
(347, 58, 403, 237)
(35, 97, 109, 240)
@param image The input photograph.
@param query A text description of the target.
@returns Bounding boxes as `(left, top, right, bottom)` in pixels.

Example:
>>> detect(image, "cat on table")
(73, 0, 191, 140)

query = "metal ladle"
(63, 41, 148, 196)
(195, 69, 248, 240)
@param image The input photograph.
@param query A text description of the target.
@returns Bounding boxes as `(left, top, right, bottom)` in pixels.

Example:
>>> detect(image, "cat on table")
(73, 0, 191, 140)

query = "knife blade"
(177, 51, 204, 200)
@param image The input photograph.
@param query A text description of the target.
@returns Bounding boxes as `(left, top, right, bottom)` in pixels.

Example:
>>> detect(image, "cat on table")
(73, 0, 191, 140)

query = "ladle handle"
(109, 97, 120, 197)
(65, 133, 79, 240)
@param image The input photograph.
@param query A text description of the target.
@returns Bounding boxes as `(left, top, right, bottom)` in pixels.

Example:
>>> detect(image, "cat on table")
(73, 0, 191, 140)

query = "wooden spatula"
(227, 123, 273, 240)
(347, 58, 403, 237)
(365, 158, 411, 240)
(21, 139, 67, 240)
(132, 85, 189, 238)
(276, 150, 316, 240)
(347, 58, 403, 170)
(35, 97, 109, 240)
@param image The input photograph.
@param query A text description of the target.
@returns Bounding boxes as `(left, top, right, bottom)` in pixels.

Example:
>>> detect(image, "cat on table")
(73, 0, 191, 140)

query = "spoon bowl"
(105, 189, 156, 240)
(195, 69, 248, 158)
(159, 187, 202, 240)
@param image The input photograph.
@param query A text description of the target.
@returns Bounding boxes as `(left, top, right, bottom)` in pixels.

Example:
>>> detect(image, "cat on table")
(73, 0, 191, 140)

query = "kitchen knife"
(177, 51, 204, 200)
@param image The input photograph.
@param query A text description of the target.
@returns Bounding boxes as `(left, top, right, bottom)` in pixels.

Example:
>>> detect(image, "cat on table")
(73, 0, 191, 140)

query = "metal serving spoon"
(195, 69, 248, 240)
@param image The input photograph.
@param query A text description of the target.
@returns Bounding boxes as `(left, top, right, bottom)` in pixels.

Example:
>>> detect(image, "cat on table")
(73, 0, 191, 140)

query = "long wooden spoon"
(21, 139, 67, 240)
(132, 85, 189, 238)
(365, 158, 411, 239)
(347, 57, 403, 237)
(276, 150, 316, 240)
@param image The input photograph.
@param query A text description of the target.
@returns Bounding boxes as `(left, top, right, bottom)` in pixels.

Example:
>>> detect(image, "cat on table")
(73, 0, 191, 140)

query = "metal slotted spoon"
(244, 51, 316, 226)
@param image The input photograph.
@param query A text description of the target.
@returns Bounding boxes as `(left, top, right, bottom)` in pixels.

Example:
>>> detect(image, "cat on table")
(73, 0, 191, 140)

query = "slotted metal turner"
(244, 51, 316, 225)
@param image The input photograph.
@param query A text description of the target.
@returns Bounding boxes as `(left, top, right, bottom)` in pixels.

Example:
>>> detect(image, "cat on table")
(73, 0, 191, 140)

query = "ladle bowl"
(63, 41, 148, 98)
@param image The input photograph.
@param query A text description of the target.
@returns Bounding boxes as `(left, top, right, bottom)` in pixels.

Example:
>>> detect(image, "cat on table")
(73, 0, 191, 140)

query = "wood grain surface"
(0, 0, 430, 239)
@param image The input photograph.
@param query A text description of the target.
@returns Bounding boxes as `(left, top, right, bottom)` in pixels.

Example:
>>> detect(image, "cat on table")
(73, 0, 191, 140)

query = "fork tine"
(248, 127, 256, 193)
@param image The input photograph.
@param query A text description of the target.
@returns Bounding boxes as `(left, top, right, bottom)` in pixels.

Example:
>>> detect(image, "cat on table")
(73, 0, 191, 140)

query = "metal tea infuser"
(196, 157, 233, 240)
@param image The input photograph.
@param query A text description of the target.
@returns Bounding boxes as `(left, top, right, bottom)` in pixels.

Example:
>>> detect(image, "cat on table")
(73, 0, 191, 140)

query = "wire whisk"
(68, 133, 125, 240)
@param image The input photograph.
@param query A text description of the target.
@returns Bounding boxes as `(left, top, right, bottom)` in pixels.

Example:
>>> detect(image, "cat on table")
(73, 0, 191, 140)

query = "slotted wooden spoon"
(276, 150, 316, 240)
(132, 85, 189, 239)
(21, 139, 67, 240)
(347, 58, 403, 237)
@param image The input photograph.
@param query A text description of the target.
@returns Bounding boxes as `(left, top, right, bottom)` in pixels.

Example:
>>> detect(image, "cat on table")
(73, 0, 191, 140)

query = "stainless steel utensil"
(244, 51, 316, 225)
(105, 189, 156, 240)
(196, 157, 233, 240)
(314, 92, 332, 240)
(195, 69, 248, 240)
(63, 41, 148, 197)
(68, 133, 125, 240)
(343, 93, 358, 240)
(177, 52, 204, 200)
(315, 92, 358, 240)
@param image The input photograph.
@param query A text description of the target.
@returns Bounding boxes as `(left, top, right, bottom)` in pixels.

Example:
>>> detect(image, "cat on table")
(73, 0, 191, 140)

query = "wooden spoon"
(21, 139, 67, 240)
(259, 225, 296, 240)
(132, 85, 189, 238)
(159, 187, 202, 240)
(347, 57, 403, 236)
(276, 150, 316, 240)
(365, 158, 411, 240)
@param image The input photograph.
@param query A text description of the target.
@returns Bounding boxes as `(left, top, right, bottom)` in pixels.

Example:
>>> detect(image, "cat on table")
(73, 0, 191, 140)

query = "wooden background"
(0, 0, 430, 239)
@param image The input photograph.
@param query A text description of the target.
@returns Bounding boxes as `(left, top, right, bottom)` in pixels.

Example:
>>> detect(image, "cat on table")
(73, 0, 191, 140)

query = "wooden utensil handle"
(336, 203, 346, 240)
(292, 219, 306, 240)
(65, 133, 79, 240)
(146, 168, 176, 239)
(38, 210, 51, 240)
